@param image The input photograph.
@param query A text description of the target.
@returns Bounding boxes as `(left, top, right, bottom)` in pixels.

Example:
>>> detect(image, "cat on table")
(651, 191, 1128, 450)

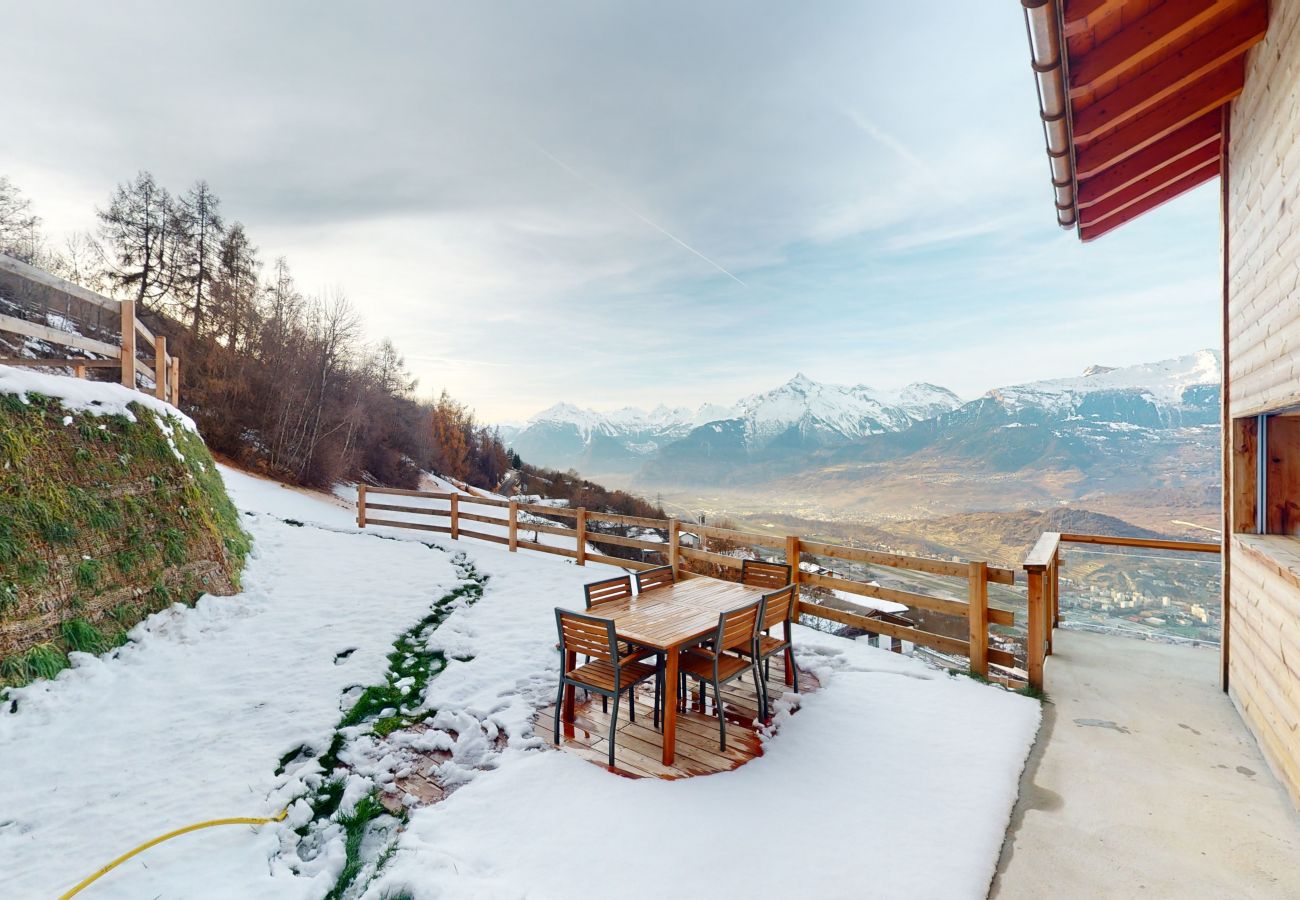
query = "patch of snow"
(0, 364, 195, 431)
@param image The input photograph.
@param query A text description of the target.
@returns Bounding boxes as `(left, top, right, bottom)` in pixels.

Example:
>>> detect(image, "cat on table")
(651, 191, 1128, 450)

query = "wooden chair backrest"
(585, 575, 633, 608)
(715, 600, 761, 655)
(636, 565, 675, 592)
(556, 609, 618, 663)
(760, 585, 796, 631)
(742, 558, 792, 590)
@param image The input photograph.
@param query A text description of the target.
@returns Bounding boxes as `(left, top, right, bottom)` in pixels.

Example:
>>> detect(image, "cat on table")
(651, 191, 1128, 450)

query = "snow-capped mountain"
(985, 350, 1221, 422)
(733, 373, 962, 446)
(638, 350, 1223, 487)
(502, 374, 963, 475)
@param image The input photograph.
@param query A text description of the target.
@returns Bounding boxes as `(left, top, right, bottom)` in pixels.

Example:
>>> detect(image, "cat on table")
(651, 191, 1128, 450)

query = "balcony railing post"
(153, 335, 167, 401)
(968, 560, 989, 678)
(576, 507, 587, 566)
(119, 296, 136, 388)
(668, 518, 680, 577)
(508, 501, 518, 552)
(1027, 568, 1046, 690)
(449, 492, 459, 540)
(356, 485, 367, 528)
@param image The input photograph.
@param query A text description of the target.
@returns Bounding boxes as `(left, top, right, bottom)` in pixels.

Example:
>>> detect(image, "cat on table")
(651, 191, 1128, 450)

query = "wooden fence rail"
(1021, 531, 1222, 691)
(357, 486, 1023, 684)
(0, 253, 180, 404)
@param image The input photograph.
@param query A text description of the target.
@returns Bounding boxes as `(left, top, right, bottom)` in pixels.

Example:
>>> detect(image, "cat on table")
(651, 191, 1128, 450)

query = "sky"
(2, 1, 1223, 423)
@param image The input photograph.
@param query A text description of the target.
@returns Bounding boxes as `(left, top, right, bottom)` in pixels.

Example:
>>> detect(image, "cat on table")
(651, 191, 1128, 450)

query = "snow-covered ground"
(1, 464, 1040, 900)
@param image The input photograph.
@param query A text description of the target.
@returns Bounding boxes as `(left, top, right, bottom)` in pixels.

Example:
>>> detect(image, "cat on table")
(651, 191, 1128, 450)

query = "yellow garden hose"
(58, 808, 288, 899)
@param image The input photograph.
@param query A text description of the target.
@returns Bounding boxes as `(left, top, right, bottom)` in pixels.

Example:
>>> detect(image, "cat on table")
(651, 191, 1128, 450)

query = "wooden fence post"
(968, 560, 989, 678)
(1046, 552, 1057, 656)
(1027, 569, 1045, 690)
(785, 533, 801, 599)
(508, 501, 518, 552)
(449, 492, 459, 540)
(356, 485, 367, 528)
(154, 335, 167, 400)
(73, 364, 86, 379)
(119, 297, 136, 389)
(668, 518, 680, 577)
(575, 507, 587, 565)
(169, 356, 180, 406)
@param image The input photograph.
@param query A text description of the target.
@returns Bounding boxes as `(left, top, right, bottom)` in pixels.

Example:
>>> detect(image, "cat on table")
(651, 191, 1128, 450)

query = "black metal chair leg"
(715, 680, 726, 751)
(629, 685, 636, 724)
(554, 678, 566, 745)
(602, 695, 608, 714)
(753, 665, 767, 721)
(608, 691, 620, 767)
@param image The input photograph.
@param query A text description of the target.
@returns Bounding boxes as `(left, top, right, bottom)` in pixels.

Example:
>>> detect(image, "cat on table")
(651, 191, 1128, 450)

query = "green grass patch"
(0, 394, 249, 689)
(74, 558, 104, 592)
(291, 553, 487, 897)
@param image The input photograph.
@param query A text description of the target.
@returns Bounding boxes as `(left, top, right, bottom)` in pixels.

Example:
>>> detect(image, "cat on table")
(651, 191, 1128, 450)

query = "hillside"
(0, 366, 247, 686)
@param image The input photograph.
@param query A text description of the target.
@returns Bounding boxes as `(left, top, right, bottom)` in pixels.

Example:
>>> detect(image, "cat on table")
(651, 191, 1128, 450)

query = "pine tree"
(213, 222, 259, 349)
(96, 171, 176, 310)
(177, 180, 224, 334)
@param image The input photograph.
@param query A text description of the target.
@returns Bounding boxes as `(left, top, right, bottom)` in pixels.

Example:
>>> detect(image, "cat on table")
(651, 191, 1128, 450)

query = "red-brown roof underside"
(1063, 0, 1266, 241)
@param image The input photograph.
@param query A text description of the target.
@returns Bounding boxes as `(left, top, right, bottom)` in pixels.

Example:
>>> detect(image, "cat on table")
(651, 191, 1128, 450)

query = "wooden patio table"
(561, 576, 765, 766)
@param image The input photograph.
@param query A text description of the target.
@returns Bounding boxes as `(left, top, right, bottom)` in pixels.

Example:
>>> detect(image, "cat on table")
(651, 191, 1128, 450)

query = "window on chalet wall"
(1234, 414, 1300, 535)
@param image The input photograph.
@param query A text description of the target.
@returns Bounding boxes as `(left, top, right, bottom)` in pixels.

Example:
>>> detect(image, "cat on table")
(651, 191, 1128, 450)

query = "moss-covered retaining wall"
(0, 385, 248, 686)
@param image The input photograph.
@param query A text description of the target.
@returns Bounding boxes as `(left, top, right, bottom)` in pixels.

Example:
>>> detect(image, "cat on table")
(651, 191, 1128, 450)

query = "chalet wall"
(1226, 0, 1300, 809)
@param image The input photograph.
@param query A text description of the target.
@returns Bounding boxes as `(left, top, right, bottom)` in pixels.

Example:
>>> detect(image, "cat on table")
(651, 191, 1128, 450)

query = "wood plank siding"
(1224, 0, 1300, 808)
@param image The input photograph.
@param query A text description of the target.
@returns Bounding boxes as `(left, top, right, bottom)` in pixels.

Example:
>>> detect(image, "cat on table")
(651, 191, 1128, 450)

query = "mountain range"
(501, 375, 964, 477)
(502, 351, 1222, 498)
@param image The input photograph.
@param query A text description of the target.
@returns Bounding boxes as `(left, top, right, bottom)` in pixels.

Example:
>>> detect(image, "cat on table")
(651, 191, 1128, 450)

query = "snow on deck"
(0, 465, 1040, 899)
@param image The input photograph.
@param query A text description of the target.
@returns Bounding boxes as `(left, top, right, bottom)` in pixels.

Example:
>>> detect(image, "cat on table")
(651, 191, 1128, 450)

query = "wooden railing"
(1021, 531, 1222, 690)
(0, 253, 179, 404)
(357, 486, 1023, 683)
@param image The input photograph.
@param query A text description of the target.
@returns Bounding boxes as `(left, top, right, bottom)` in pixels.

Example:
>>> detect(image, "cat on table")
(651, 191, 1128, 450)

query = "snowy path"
(1, 467, 1041, 899)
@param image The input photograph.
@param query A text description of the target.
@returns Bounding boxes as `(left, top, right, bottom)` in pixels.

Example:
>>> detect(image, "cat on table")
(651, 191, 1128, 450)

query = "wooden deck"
(534, 656, 820, 779)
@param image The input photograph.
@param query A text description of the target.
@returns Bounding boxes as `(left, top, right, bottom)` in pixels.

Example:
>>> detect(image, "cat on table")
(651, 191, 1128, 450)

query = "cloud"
(0, 0, 1221, 420)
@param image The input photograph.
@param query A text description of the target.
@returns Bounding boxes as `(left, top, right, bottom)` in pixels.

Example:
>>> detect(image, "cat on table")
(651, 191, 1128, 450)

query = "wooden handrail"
(1017, 529, 1220, 691)
(1023, 532, 1062, 572)
(1058, 532, 1221, 553)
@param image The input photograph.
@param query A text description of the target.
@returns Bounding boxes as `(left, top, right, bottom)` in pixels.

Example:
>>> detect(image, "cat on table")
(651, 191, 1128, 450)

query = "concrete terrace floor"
(993, 630, 1300, 899)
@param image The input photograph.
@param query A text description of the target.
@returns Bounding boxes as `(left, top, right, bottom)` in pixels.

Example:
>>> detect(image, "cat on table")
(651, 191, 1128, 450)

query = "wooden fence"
(0, 253, 180, 404)
(357, 486, 1023, 683)
(1022, 531, 1222, 690)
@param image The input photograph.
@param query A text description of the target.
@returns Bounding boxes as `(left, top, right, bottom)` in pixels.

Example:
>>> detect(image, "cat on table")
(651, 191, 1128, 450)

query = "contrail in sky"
(531, 143, 747, 287)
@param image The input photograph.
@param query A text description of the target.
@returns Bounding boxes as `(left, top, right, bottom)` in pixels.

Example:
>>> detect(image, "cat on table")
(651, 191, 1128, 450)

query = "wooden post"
(357, 485, 367, 528)
(169, 356, 180, 406)
(668, 518, 680, 577)
(119, 297, 136, 389)
(785, 534, 801, 589)
(968, 560, 989, 678)
(154, 335, 168, 401)
(785, 533, 802, 686)
(508, 501, 518, 551)
(1045, 552, 1057, 656)
(1027, 569, 1045, 690)
(73, 364, 86, 379)
(575, 507, 587, 566)
(449, 492, 460, 540)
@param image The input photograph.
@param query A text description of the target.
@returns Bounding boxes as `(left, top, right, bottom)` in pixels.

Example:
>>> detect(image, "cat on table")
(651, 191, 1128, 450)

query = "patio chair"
(741, 558, 792, 590)
(731, 584, 799, 719)
(554, 609, 662, 767)
(583, 574, 650, 712)
(635, 564, 675, 592)
(584, 574, 633, 607)
(677, 598, 763, 751)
